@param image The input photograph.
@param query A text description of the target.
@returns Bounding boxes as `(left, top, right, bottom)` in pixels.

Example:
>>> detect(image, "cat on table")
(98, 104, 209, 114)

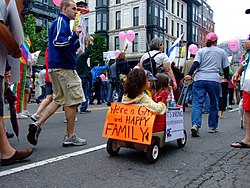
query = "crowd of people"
(1, 0, 250, 167)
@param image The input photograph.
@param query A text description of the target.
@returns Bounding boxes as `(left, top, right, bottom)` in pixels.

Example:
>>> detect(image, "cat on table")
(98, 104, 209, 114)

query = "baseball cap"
(145, 70, 157, 81)
(188, 44, 198, 55)
(206, 32, 218, 42)
(245, 9, 250, 14)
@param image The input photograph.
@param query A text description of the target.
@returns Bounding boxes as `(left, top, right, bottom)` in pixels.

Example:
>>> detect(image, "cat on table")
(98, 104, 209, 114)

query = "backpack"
(142, 52, 161, 75)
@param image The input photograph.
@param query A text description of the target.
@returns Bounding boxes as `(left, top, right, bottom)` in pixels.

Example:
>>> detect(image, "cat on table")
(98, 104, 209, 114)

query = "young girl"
(122, 68, 166, 115)
(152, 73, 172, 104)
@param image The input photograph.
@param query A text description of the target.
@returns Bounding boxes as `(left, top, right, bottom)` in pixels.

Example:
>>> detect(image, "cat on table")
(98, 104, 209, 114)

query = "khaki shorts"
(49, 69, 85, 106)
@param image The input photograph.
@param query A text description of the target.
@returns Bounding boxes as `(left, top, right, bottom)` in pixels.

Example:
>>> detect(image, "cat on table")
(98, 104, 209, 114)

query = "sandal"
(230, 141, 250, 148)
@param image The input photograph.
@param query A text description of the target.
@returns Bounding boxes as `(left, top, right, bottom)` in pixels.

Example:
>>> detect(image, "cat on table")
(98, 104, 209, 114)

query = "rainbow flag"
(16, 39, 31, 113)
(20, 39, 31, 64)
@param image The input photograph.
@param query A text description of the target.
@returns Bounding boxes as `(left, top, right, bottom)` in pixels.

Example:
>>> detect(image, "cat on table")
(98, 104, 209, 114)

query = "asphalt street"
(0, 103, 249, 188)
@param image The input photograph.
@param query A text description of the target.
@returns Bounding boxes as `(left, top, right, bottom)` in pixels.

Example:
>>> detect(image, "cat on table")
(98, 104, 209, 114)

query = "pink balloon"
(188, 44, 198, 55)
(126, 30, 135, 42)
(114, 50, 121, 58)
(118, 32, 126, 41)
(53, 0, 62, 7)
(228, 39, 239, 52)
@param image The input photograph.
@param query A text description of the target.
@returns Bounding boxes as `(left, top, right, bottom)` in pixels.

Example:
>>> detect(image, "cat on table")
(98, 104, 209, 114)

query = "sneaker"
(30, 114, 40, 122)
(107, 102, 111, 106)
(16, 113, 28, 119)
(62, 134, 87, 146)
(27, 123, 42, 146)
(191, 125, 200, 137)
(64, 117, 78, 123)
(208, 128, 218, 133)
(80, 110, 91, 114)
(22, 110, 31, 117)
(227, 105, 233, 110)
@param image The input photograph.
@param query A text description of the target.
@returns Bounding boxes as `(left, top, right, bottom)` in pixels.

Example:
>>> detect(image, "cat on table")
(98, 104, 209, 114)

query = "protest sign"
(165, 108, 184, 142)
(102, 103, 156, 145)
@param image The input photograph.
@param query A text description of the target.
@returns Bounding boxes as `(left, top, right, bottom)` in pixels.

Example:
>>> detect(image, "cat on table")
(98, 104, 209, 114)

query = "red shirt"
(44, 49, 50, 82)
(152, 89, 170, 103)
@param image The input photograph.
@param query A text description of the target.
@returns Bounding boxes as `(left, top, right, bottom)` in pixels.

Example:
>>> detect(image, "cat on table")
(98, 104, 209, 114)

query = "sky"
(207, 0, 250, 43)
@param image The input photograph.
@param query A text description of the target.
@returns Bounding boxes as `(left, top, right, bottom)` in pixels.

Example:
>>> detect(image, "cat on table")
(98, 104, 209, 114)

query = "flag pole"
(177, 33, 184, 69)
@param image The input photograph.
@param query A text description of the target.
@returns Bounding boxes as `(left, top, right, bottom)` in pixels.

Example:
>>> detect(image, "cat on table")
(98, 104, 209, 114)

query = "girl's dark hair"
(124, 68, 146, 99)
(155, 73, 170, 92)
(206, 40, 216, 47)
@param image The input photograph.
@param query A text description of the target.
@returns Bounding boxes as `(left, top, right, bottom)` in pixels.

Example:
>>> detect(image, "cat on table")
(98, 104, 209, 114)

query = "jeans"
(203, 95, 210, 113)
(107, 80, 123, 103)
(80, 77, 90, 111)
(192, 80, 221, 129)
(101, 81, 108, 103)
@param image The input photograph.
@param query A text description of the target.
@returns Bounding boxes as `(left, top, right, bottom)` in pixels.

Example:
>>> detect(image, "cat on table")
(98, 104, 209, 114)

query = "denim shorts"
(45, 82, 53, 96)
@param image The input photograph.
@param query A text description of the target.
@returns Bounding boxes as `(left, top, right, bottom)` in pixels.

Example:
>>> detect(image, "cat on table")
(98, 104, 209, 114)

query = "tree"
(23, 14, 47, 53)
(91, 34, 107, 66)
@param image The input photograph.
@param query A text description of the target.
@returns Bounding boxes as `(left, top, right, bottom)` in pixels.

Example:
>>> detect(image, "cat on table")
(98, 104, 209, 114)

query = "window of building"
(103, 13, 107, 30)
(165, 40, 169, 53)
(181, 24, 183, 34)
(97, 0, 107, 6)
(133, 7, 139, 26)
(177, 2, 179, 17)
(192, 26, 198, 43)
(171, 0, 174, 14)
(116, 11, 121, 29)
(160, 9, 164, 28)
(181, 4, 184, 18)
(36, 18, 43, 27)
(148, 4, 152, 25)
(171, 20, 174, 36)
(96, 13, 101, 30)
(116, 0, 121, 4)
(155, 5, 159, 25)
(44, 0, 48, 4)
(177, 23, 179, 37)
(166, 0, 168, 10)
(165, 17, 168, 33)
(192, 5, 198, 22)
(115, 36, 119, 50)
(132, 34, 138, 52)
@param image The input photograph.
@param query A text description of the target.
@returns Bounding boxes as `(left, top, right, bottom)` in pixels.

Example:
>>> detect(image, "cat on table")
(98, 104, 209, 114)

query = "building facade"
(22, 0, 59, 33)
(17, 0, 214, 64)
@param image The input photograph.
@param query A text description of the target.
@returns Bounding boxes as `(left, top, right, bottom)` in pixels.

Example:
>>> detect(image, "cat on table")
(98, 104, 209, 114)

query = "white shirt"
(140, 50, 170, 69)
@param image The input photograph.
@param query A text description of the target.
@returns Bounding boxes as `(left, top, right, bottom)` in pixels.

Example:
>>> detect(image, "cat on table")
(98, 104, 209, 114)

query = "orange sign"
(102, 103, 156, 145)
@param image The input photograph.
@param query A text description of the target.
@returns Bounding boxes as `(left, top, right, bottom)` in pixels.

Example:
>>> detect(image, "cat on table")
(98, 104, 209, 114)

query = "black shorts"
(45, 82, 53, 96)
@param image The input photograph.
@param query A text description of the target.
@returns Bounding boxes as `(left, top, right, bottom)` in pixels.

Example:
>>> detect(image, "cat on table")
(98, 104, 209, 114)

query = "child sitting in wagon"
(122, 67, 166, 115)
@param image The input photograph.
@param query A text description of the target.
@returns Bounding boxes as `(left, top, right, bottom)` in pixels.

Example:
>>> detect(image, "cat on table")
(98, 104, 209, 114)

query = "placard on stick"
(102, 103, 156, 145)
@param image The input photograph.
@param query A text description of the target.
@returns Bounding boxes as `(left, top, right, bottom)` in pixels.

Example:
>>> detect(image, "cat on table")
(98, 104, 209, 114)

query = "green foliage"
(23, 14, 47, 53)
(91, 34, 107, 66)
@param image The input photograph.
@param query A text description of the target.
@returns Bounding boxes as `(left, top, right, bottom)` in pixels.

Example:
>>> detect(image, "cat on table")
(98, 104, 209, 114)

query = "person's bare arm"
(0, 21, 21, 58)
(163, 63, 177, 90)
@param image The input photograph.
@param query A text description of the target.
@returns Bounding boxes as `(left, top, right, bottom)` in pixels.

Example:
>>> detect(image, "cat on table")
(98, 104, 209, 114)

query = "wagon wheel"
(107, 138, 120, 156)
(177, 130, 187, 148)
(146, 139, 159, 164)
